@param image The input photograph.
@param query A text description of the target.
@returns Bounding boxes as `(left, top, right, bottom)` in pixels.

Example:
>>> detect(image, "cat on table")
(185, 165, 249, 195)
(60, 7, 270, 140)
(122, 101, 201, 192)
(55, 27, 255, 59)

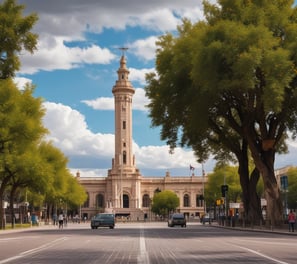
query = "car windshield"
(172, 214, 184, 219)
(95, 214, 114, 219)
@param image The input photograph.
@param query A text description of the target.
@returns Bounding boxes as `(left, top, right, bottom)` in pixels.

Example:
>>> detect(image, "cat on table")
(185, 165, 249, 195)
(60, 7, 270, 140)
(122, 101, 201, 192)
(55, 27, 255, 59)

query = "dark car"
(91, 213, 115, 229)
(168, 213, 186, 227)
(201, 213, 212, 224)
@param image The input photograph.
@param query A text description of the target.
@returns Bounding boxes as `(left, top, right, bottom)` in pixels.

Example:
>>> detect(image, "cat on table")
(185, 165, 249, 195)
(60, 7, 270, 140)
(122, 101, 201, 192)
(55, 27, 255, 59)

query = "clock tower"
(107, 53, 142, 211)
(112, 54, 135, 170)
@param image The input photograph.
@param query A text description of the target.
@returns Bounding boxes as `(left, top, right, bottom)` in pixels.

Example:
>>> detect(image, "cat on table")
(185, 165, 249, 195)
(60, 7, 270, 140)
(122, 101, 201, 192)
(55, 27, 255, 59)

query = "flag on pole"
(190, 165, 195, 171)
(202, 169, 205, 176)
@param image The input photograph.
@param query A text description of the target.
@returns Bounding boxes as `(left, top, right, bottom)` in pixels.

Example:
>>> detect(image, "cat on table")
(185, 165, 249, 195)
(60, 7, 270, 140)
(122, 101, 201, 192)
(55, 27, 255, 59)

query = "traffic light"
(216, 199, 224, 206)
(221, 185, 228, 197)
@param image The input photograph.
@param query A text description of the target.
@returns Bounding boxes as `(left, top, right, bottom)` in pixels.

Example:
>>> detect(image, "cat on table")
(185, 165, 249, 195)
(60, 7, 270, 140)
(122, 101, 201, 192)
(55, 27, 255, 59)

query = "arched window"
(142, 194, 150, 208)
(83, 193, 89, 208)
(196, 195, 200, 207)
(196, 194, 204, 207)
(123, 194, 129, 208)
(183, 194, 190, 207)
(123, 151, 127, 164)
(96, 194, 104, 208)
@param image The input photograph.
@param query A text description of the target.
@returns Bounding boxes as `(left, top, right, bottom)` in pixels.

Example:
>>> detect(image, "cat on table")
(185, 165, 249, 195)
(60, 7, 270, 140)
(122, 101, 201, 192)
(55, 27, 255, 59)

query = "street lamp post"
(280, 175, 288, 217)
(202, 163, 206, 214)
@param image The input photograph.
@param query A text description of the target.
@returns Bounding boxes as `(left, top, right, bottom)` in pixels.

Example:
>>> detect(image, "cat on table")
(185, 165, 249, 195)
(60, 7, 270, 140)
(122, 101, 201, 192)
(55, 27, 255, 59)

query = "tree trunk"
(247, 168, 262, 224)
(0, 193, 4, 230)
(250, 145, 283, 226)
(262, 169, 283, 226)
(0, 176, 10, 229)
(9, 185, 17, 229)
(235, 139, 262, 224)
(238, 150, 262, 225)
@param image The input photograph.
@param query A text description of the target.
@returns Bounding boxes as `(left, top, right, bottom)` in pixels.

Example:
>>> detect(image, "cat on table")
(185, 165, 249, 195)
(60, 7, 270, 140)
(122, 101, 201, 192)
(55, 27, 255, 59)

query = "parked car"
(168, 213, 186, 227)
(201, 213, 211, 224)
(91, 213, 115, 229)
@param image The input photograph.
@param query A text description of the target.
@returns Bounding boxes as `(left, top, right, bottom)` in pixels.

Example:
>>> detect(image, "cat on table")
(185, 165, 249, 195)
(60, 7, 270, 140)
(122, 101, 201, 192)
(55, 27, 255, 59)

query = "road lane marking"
(138, 228, 150, 264)
(234, 238, 294, 247)
(0, 236, 39, 242)
(234, 245, 289, 264)
(0, 237, 68, 264)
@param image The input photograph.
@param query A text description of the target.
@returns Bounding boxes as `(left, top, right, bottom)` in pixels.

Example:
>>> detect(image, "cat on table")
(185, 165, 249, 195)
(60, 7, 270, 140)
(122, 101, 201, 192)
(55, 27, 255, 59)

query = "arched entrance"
(123, 194, 129, 208)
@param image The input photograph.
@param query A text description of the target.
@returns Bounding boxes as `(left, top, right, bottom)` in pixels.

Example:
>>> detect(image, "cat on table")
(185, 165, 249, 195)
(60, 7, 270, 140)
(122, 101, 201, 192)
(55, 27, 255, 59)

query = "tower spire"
(112, 51, 135, 171)
(118, 47, 128, 56)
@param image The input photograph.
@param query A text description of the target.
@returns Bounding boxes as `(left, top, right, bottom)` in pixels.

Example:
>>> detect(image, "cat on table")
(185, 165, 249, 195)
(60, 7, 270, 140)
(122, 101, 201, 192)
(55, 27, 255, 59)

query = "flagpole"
(202, 163, 206, 214)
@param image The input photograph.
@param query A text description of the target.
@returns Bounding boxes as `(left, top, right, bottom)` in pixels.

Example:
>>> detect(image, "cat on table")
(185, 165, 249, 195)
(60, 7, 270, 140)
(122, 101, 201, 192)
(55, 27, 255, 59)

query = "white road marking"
(0, 236, 39, 242)
(0, 237, 68, 264)
(138, 228, 150, 264)
(234, 244, 289, 264)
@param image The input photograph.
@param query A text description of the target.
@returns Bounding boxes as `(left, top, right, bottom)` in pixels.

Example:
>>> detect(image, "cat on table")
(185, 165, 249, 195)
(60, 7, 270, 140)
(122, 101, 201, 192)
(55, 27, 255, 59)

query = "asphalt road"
(0, 222, 296, 264)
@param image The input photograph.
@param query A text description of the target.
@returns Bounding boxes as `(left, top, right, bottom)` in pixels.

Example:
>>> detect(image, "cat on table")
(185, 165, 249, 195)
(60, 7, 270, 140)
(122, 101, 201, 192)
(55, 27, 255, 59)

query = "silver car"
(91, 213, 115, 229)
(168, 213, 186, 227)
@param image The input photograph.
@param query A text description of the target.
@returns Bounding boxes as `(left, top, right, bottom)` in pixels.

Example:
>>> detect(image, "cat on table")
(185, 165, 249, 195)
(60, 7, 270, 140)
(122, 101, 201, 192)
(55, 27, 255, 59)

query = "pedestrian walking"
(58, 213, 64, 229)
(288, 210, 296, 232)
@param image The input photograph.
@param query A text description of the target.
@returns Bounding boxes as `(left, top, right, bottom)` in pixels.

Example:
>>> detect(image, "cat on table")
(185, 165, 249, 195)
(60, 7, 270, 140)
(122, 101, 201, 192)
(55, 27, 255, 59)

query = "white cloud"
(134, 145, 198, 169)
(70, 168, 107, 178)
(42, 102, 199, 174)
(129, 67, 155, 85)
(133, 88, 150, 111)
(129, 36, 157, 61)
(43, 102, 114, 157)
(130, 9, 180, 32)
(81, 97, 114, 110)
(13, 77, 32, 90)
(17, 0, 206, 74)
(20, 37, 116, 74)
(20, 1, 205, 36)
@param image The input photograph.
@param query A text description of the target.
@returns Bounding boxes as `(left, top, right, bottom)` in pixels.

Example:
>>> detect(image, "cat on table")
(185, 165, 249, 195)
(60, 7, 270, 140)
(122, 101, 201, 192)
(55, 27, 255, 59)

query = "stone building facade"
(77, 54, 206, 221)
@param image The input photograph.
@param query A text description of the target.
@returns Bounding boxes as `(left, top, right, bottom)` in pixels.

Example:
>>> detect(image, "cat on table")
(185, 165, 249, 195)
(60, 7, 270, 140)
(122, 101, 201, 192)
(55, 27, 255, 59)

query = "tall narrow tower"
(112, 53, 135, 171)
(107, 52, 142, 212)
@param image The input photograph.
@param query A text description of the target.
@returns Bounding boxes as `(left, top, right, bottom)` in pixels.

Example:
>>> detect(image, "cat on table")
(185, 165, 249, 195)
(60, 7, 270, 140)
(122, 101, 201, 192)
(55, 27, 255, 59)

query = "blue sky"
(13, 0, 297, 177)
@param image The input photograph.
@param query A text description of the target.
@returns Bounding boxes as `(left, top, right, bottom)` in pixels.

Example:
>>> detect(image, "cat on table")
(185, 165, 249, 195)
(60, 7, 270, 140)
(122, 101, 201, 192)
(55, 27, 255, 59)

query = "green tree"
(7, 143, 52, 228)
(205, 165, 242, 207)
(151, 190, 179, 217)
(0, 0, 39, 229)
(0, 0, 38, 78)
(23, 142, 87, 222)
(0, 80, 47, 229)
(145, 0, 297, 225)
(38, 141, 71, 218)
(63, 175, 87, 210)
(286, 167, 297, 209)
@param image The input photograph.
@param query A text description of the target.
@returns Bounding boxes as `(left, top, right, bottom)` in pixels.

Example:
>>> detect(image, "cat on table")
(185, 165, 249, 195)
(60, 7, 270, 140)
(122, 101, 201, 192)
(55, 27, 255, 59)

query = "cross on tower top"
(118, 47, 128, 56)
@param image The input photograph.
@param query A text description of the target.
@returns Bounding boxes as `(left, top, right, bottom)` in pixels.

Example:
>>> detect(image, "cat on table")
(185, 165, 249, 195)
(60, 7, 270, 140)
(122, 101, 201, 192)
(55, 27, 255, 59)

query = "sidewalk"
(1, 221, 297, 236)
(209, 221, 297, 235)
(0, 222, 90, 235)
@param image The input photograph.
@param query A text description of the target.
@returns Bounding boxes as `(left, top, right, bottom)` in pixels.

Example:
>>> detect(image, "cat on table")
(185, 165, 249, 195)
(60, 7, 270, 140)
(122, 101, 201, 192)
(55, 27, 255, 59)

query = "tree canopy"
(205, 164, 243, 205)
(145, 0, 297, 225)
(286, 167, 297, 209)
(0, 0, 38, 78)
(0, 0, 87, 228)
(151, 190, 179, 217)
